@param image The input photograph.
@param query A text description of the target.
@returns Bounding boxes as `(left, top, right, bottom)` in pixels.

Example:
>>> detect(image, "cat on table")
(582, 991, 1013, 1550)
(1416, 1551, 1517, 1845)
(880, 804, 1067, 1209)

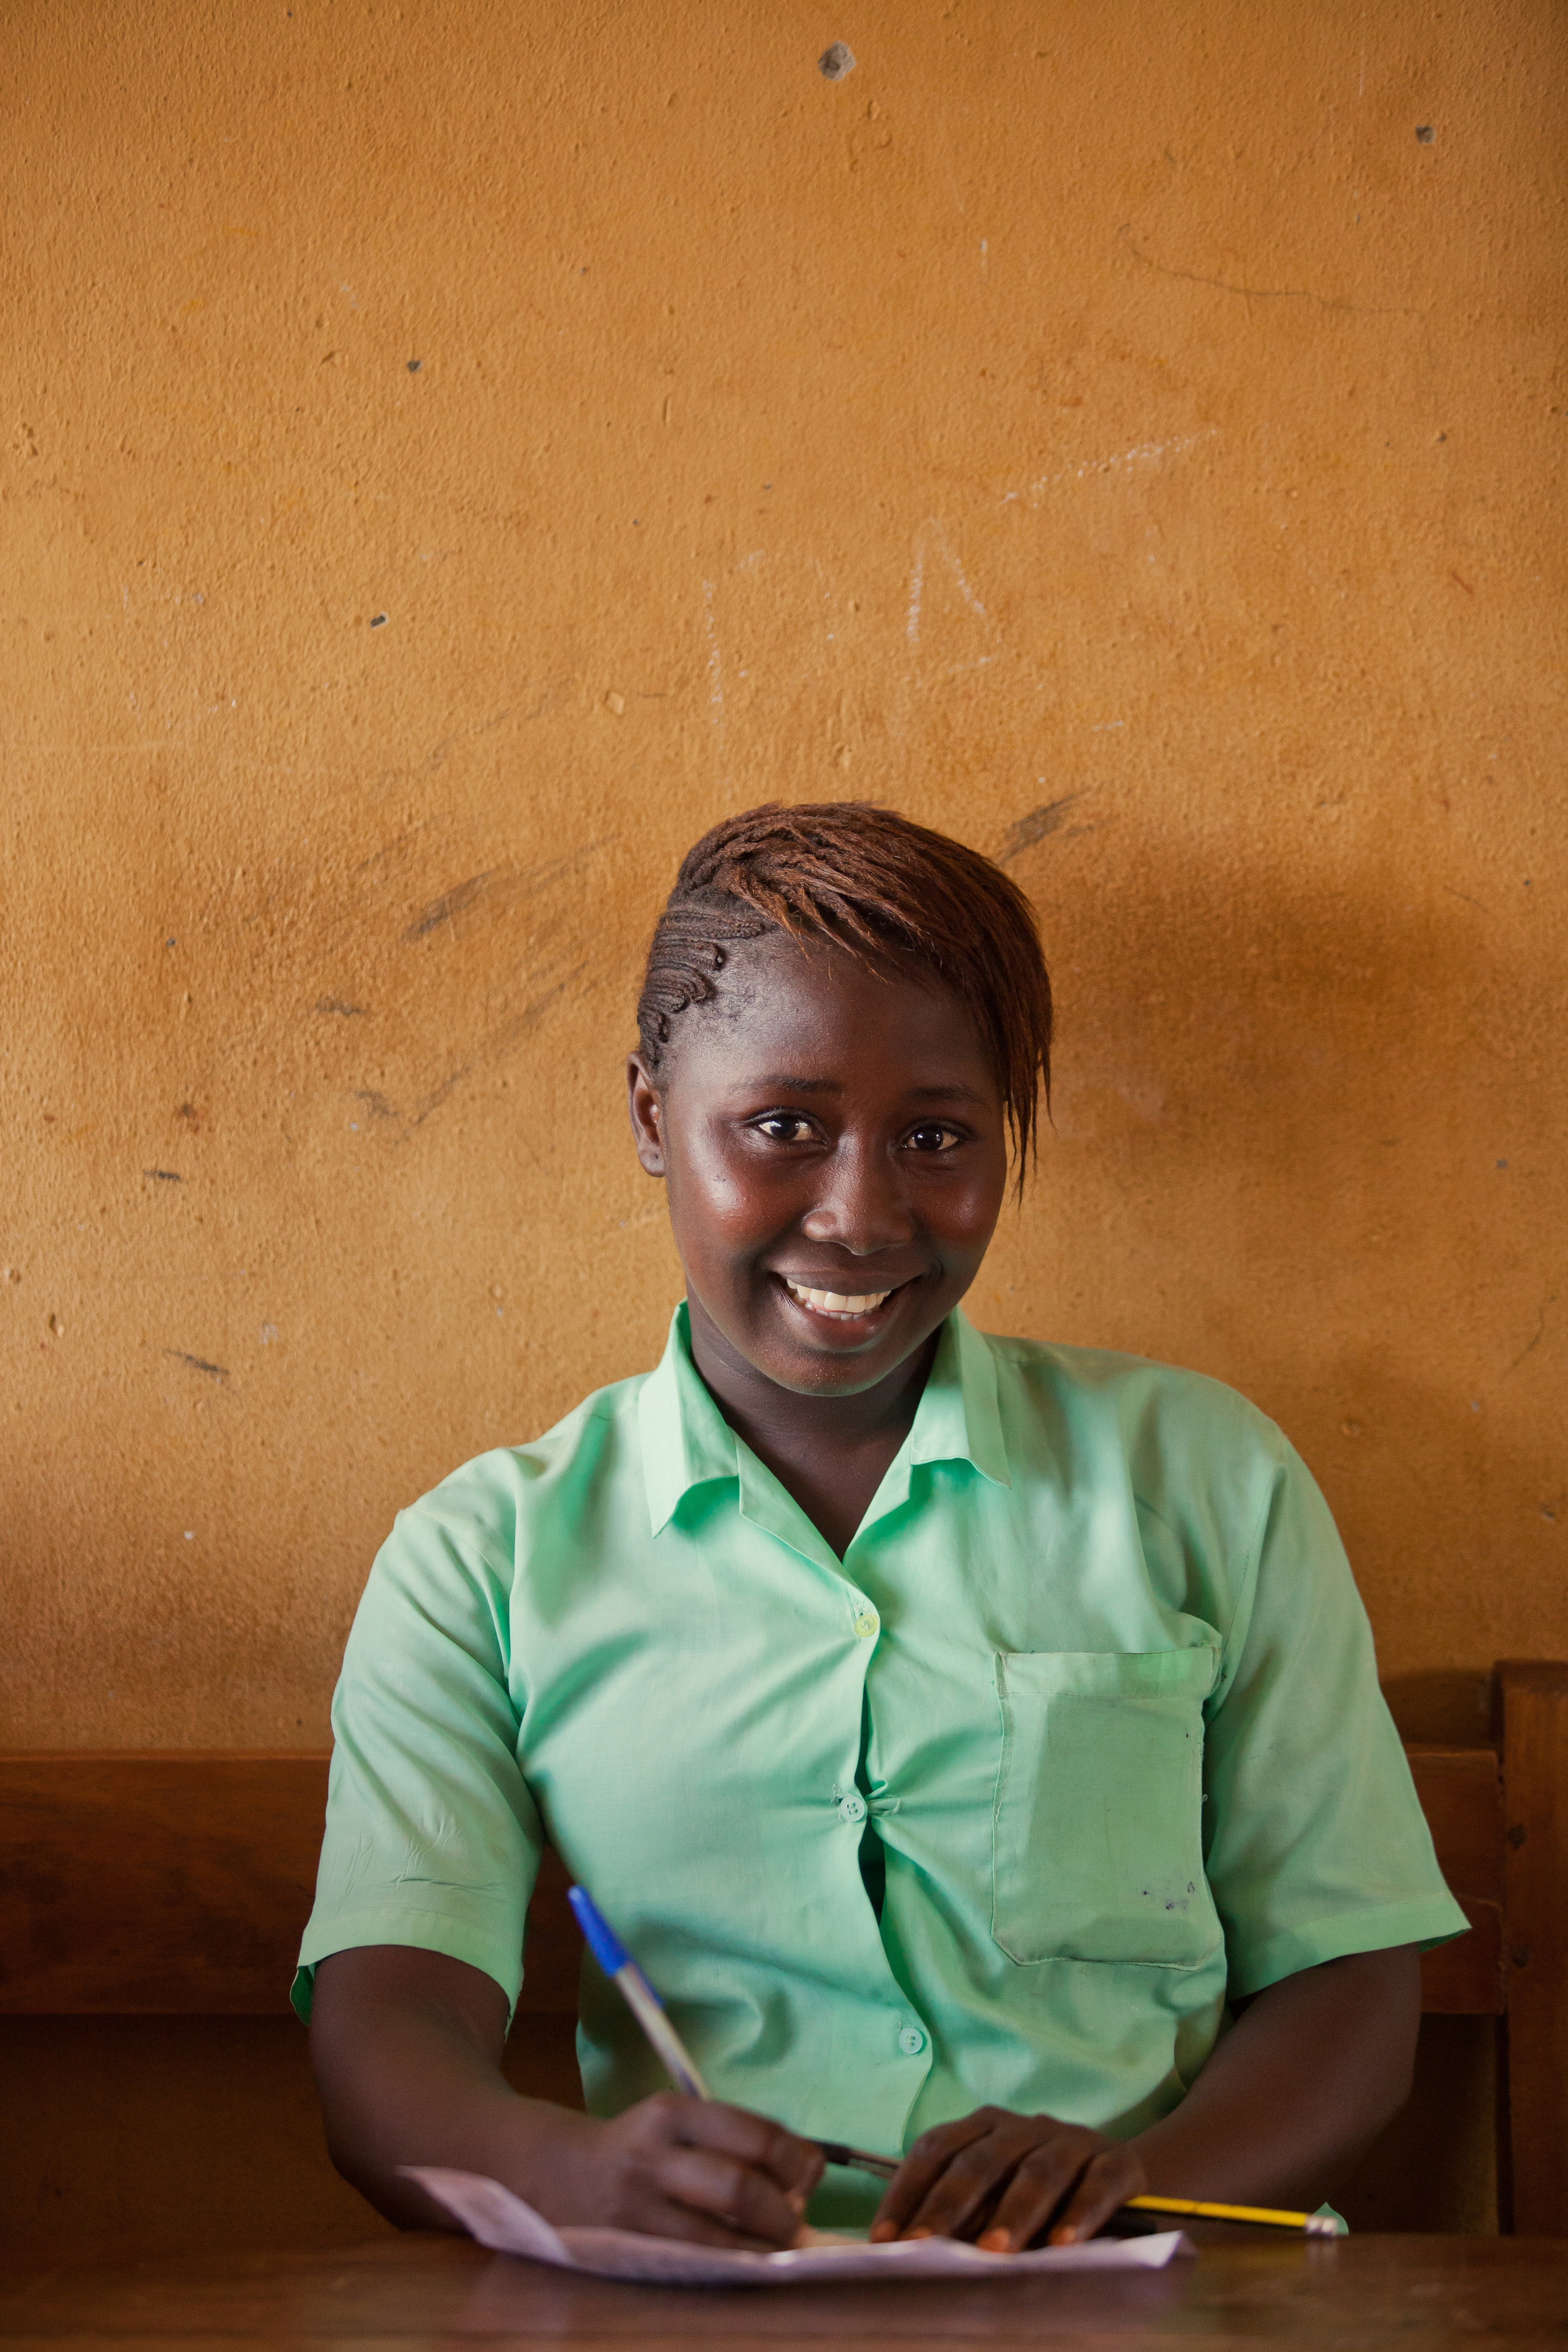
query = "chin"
(751, 1332, 917, 1397)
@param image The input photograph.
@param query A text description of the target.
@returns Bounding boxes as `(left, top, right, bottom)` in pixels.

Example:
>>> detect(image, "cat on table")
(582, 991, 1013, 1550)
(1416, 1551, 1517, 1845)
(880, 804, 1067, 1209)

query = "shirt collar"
(908, 1306, 1010, 1490)
(638, 1300, 1010, 1538)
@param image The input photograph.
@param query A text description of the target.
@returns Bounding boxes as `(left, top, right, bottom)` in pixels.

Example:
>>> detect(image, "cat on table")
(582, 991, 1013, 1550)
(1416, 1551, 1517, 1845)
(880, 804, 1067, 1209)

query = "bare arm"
(870, 1945, 1420, 2248)
(1131, 1942, 1421, 2205)
(308, 1945, 822, 2245)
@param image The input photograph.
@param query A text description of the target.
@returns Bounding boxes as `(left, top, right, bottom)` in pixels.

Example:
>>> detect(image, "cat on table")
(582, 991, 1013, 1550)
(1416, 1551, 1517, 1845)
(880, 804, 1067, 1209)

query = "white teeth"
(784, 1281, 894, 1318)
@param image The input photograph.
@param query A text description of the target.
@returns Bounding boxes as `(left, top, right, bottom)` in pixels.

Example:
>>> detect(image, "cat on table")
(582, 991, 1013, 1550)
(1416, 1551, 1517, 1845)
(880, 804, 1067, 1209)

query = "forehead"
(660, 933, 995, 1093)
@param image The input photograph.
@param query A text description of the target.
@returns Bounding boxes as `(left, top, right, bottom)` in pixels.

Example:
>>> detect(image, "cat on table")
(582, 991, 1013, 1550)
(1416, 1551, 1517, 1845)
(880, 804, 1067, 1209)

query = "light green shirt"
(296, 1306, 1464, 2223)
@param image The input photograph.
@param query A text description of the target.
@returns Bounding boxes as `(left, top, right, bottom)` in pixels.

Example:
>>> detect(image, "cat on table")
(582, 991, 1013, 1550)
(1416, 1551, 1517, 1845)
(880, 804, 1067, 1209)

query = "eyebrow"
(751, 1075, 991, 1106)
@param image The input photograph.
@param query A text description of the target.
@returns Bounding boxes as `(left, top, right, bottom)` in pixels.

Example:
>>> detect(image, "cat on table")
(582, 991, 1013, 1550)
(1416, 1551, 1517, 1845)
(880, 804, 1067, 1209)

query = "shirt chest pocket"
(991, 1648, 1222, 1971)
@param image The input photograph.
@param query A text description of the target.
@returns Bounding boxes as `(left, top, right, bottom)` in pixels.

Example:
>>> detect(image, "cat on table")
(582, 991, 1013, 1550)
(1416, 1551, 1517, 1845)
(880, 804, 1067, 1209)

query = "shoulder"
(983, 1327, 1285, 1451)
(978, 1327, 1296, 1537)
(370, 1367, 650, 1594)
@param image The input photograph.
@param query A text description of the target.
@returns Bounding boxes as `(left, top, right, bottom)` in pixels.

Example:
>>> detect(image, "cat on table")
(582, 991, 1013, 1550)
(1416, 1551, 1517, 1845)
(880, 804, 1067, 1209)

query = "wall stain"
(143, 1168, 183, 1183)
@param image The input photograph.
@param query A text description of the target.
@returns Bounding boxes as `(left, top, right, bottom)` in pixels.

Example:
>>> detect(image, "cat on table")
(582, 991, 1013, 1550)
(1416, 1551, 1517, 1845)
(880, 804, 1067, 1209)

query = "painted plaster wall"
(3, 0, 1563, 1749)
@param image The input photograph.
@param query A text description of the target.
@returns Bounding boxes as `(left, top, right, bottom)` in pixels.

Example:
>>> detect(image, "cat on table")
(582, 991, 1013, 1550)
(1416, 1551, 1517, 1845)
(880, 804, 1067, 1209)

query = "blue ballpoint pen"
(566, 1884, 896, 2183)
(566, 1883, 710, 2100)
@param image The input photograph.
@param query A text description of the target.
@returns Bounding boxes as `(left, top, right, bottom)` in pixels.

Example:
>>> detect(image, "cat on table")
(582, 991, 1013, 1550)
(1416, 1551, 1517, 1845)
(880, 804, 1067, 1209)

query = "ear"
(627, 1053, 667, 1176)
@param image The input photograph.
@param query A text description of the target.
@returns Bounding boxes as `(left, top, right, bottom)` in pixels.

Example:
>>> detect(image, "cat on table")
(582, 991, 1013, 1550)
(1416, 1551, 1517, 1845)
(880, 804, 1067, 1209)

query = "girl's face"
(627, 935, 1010, 1399)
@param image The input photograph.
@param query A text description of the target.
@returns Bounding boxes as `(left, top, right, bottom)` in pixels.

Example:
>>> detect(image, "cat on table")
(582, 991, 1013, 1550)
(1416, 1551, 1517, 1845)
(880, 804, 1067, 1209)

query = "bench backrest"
(3, 1660, 1562, 2227)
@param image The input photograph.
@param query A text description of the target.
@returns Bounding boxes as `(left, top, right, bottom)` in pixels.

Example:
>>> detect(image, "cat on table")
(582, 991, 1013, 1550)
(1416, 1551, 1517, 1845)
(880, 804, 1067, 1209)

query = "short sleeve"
(1202, 1439, 1469, 1998)
(291, 1485, 543, 2023)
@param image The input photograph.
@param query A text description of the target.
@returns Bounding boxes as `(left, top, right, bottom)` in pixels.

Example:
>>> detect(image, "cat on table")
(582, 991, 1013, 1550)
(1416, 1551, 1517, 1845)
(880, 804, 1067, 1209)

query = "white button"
(853, 1610, 879, 1638)
(839, 1793, 867, 1824)
(899, 2024, 927, 2056)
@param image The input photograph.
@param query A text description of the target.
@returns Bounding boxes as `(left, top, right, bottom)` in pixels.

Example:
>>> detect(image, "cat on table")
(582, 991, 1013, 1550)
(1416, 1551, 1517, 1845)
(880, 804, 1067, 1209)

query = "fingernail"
(868, 2221, 896, 2243)
(904, 2227, 933, 2242)
(787, 2191, 807, 2213)
(978, 2228, 1010, 2253)
(1051, 2224, 1078, 2247)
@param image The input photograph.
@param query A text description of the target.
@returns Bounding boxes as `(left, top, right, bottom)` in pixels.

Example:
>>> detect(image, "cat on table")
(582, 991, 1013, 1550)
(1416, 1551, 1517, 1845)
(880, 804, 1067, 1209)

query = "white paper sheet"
(406, 2166, 1193, 2287)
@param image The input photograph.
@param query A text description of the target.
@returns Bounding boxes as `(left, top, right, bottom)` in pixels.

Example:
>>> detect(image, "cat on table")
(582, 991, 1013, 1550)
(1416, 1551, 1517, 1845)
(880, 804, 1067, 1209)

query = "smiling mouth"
(782, 1278, 901, 1320)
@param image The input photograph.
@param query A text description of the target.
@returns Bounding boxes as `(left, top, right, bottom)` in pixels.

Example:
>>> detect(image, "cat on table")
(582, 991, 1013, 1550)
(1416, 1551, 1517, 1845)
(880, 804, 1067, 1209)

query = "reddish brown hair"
(636, 802, 1052, 1187)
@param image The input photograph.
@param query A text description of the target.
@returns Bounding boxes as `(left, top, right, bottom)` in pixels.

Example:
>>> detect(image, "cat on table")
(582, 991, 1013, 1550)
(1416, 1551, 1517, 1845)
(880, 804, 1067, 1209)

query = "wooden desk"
(0, 2231, 1562, 2349)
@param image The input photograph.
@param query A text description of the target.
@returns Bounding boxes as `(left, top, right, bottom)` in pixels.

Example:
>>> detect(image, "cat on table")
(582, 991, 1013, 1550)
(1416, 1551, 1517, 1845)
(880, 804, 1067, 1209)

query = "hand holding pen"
(570, 1886, 1342, 2249)
(565, 1886, 822, 2249)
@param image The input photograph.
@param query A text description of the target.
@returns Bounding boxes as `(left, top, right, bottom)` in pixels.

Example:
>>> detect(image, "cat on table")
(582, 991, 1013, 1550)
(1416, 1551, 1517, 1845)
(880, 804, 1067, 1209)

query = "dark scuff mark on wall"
(163, 1350, 230, 1379)
(998, 798, 1083, 863)
(1504, 1295, 1557, 1377)
(403, 871, 495, 941)
(349, 960, 587, 1141)
(400, 842, 605, 948)
(355, 1067, 470, 1136)
(143, 1168, 183, 1182)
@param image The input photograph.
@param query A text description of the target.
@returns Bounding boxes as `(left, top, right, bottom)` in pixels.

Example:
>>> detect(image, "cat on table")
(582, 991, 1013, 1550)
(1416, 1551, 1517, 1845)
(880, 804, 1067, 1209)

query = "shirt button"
(899, 2025, 927, 2056)
(853, 1610, 879, 1638)
(839, 1793, 867, 1824)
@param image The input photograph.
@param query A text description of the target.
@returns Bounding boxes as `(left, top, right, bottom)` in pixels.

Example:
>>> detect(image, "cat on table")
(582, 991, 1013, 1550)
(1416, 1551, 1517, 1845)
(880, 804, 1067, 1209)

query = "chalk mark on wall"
(701, 579, 728, 771)
(1004, 429, 1216, 507)
(905, 522, 988, 650)
(906, 544, 924, 648)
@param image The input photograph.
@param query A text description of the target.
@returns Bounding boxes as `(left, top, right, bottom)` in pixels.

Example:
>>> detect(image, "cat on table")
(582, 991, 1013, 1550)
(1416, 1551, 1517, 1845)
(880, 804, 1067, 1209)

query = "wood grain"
(1496, 1662, 1568, 2236)
(3, 2228, 1567, 2348)
(1406, 1745, 1505, 2015)
(0, 1736, 1540, 2032)
(0, 1754, 578, 2016)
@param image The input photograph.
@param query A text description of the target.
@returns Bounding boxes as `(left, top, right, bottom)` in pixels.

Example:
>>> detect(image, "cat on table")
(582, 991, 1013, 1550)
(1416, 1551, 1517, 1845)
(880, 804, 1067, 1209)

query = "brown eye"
(755, 1113, 813, 1144)
(905, 1123, 961, 1153)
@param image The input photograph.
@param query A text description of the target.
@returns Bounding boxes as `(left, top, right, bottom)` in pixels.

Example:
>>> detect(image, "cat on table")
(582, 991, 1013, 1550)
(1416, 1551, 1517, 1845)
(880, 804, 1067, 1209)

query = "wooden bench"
(3, 1660, 1563, 2230)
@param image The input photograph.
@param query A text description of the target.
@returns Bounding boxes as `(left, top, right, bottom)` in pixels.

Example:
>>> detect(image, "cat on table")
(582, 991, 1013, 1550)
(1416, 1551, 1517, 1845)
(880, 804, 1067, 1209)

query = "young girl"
(299, 803, 1463, 2251)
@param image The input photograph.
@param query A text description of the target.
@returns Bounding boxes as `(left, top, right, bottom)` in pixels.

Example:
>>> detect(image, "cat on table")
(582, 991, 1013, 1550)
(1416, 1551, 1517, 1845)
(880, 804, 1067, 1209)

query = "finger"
(975, 2134, 1104, 2253)
(634, 2193, 787, 2252)
(868, 2112, 999, 2242)
(657, 2141, 808, 2250)
(657, 2096, 825, 2199)
(1046, 2146, 1148, 2248)
(897, 2123, 1039, 2243)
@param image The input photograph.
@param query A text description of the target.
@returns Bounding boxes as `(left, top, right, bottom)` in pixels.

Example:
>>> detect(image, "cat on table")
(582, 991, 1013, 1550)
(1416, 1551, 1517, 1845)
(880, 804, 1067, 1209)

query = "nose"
(798, 1136, 916, 1256)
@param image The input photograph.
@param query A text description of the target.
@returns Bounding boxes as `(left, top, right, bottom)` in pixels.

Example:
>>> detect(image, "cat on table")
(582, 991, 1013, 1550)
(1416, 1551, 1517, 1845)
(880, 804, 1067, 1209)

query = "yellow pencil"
(1126, 2193, 1342, 2237)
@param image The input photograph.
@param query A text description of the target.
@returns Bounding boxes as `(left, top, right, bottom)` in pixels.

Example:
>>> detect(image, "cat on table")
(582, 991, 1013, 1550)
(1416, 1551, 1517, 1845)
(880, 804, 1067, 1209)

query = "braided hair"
(635, 803, 1052, 1187)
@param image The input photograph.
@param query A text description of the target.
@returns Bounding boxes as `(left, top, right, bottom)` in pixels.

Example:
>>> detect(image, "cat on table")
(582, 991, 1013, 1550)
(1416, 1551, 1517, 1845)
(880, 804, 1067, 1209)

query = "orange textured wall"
(3, 0, 1563, 1748)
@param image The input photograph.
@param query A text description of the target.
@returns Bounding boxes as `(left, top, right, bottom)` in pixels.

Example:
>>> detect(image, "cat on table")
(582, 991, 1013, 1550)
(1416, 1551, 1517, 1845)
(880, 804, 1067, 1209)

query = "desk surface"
(2, 2230, 1565, 2351)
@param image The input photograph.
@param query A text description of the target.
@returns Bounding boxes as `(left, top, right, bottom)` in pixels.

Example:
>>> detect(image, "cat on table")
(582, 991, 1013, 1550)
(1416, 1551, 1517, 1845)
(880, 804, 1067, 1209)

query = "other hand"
(556, 2091, 824, 2250)
(868, 2105, 1145, 2250)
